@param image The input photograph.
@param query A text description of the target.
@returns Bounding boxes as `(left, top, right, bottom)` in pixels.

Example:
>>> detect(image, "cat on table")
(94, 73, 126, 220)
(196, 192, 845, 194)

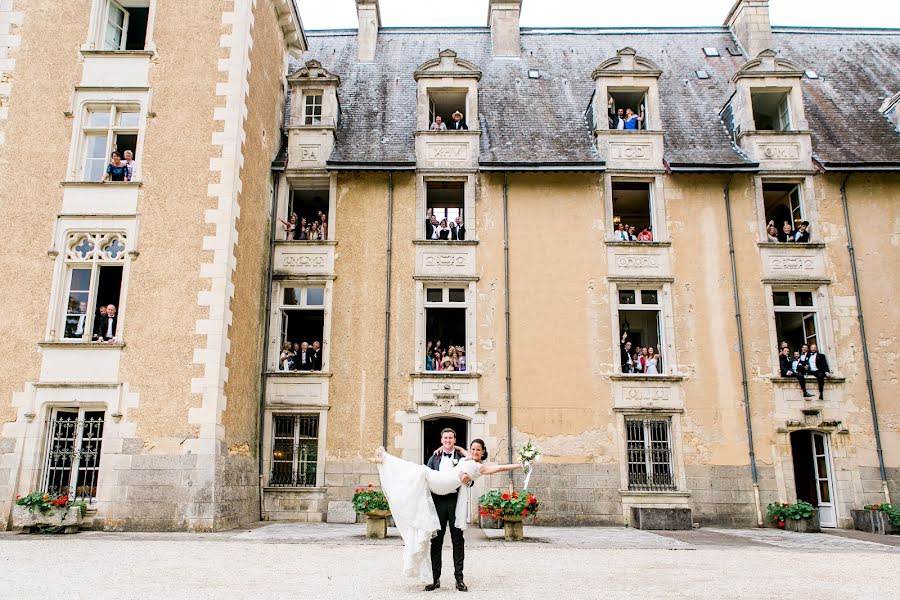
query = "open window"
(763, 182, 804, 239)
(286, 187, 329, 241)
(773, 290, 819, 355)
(425, 181, 465, 240)
(80, 104, 140, 181)
(279, 286, 325, 371)
(428, 89, 468, 130)
(618, 288, 664, 374)
(607, 88, 648, 130)
(60, 232, 127, 342)
(424, 287, 468, 372)
(101, 0, 150, 51)
(611, 181, 653, 241)
(751, 90, 792, 131)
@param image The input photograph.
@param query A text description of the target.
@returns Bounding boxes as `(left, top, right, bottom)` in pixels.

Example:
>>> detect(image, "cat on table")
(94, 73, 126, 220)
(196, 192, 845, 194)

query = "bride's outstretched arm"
(455, 445, 469, 457)
(478, 463, 522, 476)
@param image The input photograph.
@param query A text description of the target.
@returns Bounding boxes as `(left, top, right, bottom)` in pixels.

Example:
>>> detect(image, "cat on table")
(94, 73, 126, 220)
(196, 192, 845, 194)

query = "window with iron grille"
(626, 418, 675, 491)
(304, 93, 323, 125)
(42, 409, 105, 502)
(270, 415, 319, 487)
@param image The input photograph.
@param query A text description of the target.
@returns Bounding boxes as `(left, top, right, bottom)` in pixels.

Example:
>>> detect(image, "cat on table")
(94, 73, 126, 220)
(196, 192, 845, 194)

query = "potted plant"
(478, 489, 541, 541)
(13, 492, 87, 534)
(852, 504, 900, 535)
(353, 484, 391, 538)
(766, 501, 819, 533)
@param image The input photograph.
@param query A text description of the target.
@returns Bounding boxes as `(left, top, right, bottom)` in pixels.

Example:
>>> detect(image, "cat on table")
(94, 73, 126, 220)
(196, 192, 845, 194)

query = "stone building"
(1, 0, 898, 531)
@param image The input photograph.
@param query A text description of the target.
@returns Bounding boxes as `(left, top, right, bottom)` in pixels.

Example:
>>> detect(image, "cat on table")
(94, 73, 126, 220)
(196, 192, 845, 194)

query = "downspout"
(503, 173, 514, 481)
(258, 172, 280, 520)
(840, 174, 890, 503)
(723, 174, 763, 526)
(382, 173, 394, 447)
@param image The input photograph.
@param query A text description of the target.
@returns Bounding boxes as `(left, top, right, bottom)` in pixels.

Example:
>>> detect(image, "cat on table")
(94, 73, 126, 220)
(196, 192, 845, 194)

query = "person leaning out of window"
(100, 151, 131, 183)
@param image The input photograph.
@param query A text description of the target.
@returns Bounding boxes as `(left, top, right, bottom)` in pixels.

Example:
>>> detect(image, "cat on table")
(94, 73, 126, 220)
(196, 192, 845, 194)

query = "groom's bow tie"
(442, 452, 453, 457)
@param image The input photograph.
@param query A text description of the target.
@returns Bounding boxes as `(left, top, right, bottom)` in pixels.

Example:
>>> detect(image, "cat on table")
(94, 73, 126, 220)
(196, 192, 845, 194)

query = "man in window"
(621, 332, 634, 373)
(784, 349, 812, 398)
(311, 341, 322, 371)
(792, 221, 811, 243)
(123, 150, 136, 181)
(94, 304, 118, 342)
(430, 116, 447, 131)
(608, 97, 625, 129)
(805, 344, 831, 400)
(295, 341, 315, 371)
(448, 111, 468, 131)
(425, 209, 438, 239)
(453, 216, 465, 241)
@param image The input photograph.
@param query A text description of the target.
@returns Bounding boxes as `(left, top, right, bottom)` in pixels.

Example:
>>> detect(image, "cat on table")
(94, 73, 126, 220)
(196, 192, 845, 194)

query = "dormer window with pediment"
(414, 50, 481, 132)
(592, 48, 662, 132)
(286, 60, 341, 170)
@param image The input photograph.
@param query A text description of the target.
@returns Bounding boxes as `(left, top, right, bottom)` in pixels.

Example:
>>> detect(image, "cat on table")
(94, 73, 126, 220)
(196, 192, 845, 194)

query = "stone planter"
(12, 504, 82, 534)
(502, 516, 525, 541)
(851, 509, 899, 535)
(784, 512, 820, 533)
(364, 511, 391, 539)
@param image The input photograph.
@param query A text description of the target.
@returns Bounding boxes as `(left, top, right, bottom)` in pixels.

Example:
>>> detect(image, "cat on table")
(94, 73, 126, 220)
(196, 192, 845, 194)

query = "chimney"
(356, 0, 380, 63)
(487, 0, 522, 58)
(724, 0, 773, 57)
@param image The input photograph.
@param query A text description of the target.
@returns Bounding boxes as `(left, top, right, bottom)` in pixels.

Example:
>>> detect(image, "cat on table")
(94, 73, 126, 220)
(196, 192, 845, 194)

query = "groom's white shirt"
(439, 453, 454, 472)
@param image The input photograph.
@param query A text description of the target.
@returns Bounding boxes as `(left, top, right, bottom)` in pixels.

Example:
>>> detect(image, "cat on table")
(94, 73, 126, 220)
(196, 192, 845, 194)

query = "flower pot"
(365, 512, 390, 539)
(365, 510, 391, 519)
(783, 512, 820, 533)
(852, 509, 899, 535)
(502, 518, 524, 541)
(12, 504, 82, 534)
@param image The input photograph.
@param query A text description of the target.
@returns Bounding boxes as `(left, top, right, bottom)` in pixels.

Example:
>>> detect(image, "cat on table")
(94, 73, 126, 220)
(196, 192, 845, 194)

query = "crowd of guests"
(430, 110, 468, 131)
(279, 340, 323, 371)
(767, 220, 811, 243)
(619, 332, 662, 374)
(425, 209, 466, 240)
(779, 341, 831, 399)
(279, 209, 328, 241)
(613, 222, 653, 242)
(608, 97, 645, 130)
(100, 150, 136, 182)
(426, 340, 467, 372)
(67, 302, 119, 342)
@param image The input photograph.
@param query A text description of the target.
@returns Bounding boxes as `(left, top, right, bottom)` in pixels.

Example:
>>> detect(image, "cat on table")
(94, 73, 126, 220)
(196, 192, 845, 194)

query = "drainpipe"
(382, 173, 394, 447)
(503, 173, 513, 481)
(723, 174, 763, 526)
(258, 172, 280, 520)
(839, 174, 890, 503)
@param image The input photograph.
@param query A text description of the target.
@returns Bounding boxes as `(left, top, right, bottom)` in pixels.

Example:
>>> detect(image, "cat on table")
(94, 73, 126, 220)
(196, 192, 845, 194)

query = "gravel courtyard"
(1, 524, 898, 599)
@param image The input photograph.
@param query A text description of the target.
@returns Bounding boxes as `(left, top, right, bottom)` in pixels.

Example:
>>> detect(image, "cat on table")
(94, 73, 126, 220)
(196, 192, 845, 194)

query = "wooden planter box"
(851, 509, 899, 535)
(12, 505, 82, 533)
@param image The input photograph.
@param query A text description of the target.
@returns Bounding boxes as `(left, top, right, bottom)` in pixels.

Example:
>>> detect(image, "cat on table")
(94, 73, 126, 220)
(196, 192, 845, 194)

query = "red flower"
(778, 521, 785, 528)
(15, 495, 21, 500)
(501, 493, 510, 501)
(784, 503, 790, 507)
(368, 484, 373, 487)
(512, 492, 519, 499)
(521, 509, 527, 515)
(528, 496, 537, 505)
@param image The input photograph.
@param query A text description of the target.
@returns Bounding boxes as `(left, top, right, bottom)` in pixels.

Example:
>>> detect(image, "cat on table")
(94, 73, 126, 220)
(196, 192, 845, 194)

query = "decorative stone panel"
(416, 242, 475, 277)
(611, 376, 683, 410)
(606, 242, 670, 278)
(415, 131, 480, 169)
(758, 243, 825, 280)
(80, 51, 152, 88)
(738, 131, 813, 171)
(265, 374, 330, 408)
(273, 242, 335, 276)
(287, 129, 335, 170)
(412, 375, 479, 411)
(595, 131, 664, 171)
(60, 183, 140, 215)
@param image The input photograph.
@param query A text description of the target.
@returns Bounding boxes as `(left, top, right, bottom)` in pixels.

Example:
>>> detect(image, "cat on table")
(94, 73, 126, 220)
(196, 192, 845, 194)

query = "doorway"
(422, 417, 468, 463)
(790, 430, 837, 527)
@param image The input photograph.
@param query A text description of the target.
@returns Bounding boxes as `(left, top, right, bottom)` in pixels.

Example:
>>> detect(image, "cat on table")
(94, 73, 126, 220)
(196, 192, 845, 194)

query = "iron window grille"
(42, 410, 106, 502)
(626, 418, 676, 491)
(270, 415, 319, 487)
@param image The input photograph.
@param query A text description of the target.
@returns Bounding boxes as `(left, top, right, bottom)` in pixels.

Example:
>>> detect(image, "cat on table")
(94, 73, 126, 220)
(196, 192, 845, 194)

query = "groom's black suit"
(426, 450, 465, 585)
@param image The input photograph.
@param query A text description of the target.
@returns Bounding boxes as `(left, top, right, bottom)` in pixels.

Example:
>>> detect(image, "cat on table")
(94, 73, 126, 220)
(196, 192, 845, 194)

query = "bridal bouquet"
(518, 441, 541, 475)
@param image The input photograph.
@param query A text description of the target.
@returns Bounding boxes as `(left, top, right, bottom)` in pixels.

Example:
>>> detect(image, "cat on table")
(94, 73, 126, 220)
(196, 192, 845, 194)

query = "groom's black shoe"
(456, 580, 468, 592)
(424, 582, 440, 591)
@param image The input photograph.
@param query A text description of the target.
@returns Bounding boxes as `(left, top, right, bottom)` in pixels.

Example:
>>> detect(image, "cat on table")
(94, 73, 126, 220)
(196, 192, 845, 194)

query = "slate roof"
(293, 26, 900, 169)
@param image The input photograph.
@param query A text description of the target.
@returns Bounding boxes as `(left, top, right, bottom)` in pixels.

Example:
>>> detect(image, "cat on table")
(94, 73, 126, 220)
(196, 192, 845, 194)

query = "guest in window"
(645, 347, 660, 374)
(425, 209, 438, 240)
(766, 221, 780, 243)
(792, 221, 810, 243)
(623, 106, 644, 130)
(94, 304, 118, 342)
(311, 340, 322, 371)
(426, 351, 434, 371)
(608, 97, 626, 130)
(638, 226, 653, 242)
(432, 349, 444, 371)
(778, 346, 793, 377)
(628, 225, 638, 241)
(454, 216, 466, 241)
(632, 352, 642, 373)
(319, 212, 328, 240)
(805, 343, 831, 400)
(100, 151, 130, 182)
(278, 213, 298, 241)
(297, 217, 309, 240)
(123, 150, 136, 181)
(638, 346, 649, 373)
(294, 341, 315, 371)
(621, 332, 634, 373)
(458, 347, 466, 372)
(430, 116, 447, 131)
(309, 220, 323, 241)
(449, 111, 468, 131)
(788, 349, 812, 398)
(437, 219, 451, 240)
(449, 219, 458, 240)
(778, 221, 793, 243)
(442, 355, 455, 371)
(279, 342, 294, 371)
(614, 223, 629, 241)
(290, 342, 301, 370)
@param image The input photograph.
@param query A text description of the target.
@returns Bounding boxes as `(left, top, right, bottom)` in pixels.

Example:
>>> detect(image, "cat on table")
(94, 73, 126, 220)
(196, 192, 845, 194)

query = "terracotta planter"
(502, 517, 524, 541)
(12, 505, 82, 534)
(852, 509, 899, 535)
(364, 511, 391, 539)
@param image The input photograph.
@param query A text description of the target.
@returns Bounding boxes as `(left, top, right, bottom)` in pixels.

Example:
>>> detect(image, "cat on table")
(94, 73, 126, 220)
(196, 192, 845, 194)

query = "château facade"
(0, 0, 897, 530)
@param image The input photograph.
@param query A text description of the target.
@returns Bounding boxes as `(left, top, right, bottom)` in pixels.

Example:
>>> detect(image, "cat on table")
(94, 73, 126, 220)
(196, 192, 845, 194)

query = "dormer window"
(592, 48, 662, 133)
(751, 89, 792, 131)
(429, 89, 469, 131)
(414, 50, 481, 132)
(304, 93, 323, 125)
(608, 88, 648, 130)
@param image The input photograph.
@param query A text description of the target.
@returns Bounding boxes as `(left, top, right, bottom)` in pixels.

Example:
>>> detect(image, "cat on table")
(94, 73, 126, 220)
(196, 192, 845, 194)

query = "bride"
(373, 440, 522, 582)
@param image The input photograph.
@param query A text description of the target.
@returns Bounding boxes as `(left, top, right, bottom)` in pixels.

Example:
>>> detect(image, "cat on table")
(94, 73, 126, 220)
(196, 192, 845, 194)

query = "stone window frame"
(754, 175, 819, 244)
(83, 0, 157, 52)
(416, 173, 476, 242)
(414, 50, 482, 132)
(731, 50, 809, 136)
(763, 283, 838, 377)
(287, 61, 341, 129)
(603, 174, 669, 242)
(609, 281, 678, 376)
(591, 47, 663, 132)
(414, 280, 478, 374)
(268, 280, 333, 372)
(303, 91, 324, 126)
(262, 408, 328, 489)
(40, 406, 106, 503)
(278, 173, 339, 242)
(614, 409, 687, 494)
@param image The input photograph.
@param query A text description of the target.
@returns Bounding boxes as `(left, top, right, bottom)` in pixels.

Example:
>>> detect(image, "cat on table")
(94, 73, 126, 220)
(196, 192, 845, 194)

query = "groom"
(425, 427, 472, 592)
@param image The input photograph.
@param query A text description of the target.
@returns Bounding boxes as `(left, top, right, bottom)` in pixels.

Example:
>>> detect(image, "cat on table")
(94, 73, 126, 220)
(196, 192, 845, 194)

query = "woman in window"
(457, 347, 466, 372)
(632, 352, 642, 374)
(279, 342, 294, 371)
(645, 347, 660, 374)
(638, 226, 653, 242)
(319, 212, 328, 240)
(623, 106, 644, 130)
(766, 221, 780, 243)
(432, 349, 443, 371)
(296, 217, 309, 240)
(437, 219, 451, 240)
(614, 223, 629, 241)
(639, 346, 649, 373)
(278, 213, 298, 241)
(100, 151, 130, 183)
(309, 220, 323, 241)
(447, 346, 460, 371)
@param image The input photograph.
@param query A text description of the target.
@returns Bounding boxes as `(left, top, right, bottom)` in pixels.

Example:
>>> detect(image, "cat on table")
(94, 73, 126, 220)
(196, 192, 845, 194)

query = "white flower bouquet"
(518, 441, 541, 484)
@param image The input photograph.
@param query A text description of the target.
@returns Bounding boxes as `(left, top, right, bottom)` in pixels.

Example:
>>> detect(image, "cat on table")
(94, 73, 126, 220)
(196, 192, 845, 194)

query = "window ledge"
(605, 241, 670, 247)
(80, 49, 155, 58)
(609, 374, 685, 382)
(414, 129, 481, 135)
(410, 372, 481, 379)
(413, 240, 478, 246)
(61, 181, 143, 188)
(739, 129, 811, 137)
(267, 371, 332, 377)
(619, 490, 690, 497)
(275, 240, 337, 246)
(263, 486, 327, 493)
(39, 341, 126, 349)
(596, 129, 663, 136)
(757, 242, 825, 249)
(413, 275, 479, 282)
(761, 277, 831, 285)
(769, 376, 845, 384)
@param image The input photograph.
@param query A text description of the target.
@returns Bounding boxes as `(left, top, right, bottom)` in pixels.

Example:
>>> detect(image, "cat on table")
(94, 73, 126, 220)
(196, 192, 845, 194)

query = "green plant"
(478, 489, 540, 520)
(767, 501, 816, 528)
(352, 484, 390, 514)
(864, 503, 900, 527)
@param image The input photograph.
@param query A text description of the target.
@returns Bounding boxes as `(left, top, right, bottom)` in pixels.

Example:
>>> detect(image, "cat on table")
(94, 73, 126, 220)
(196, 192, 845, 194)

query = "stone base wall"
(263, 488, 326, 522)
(684, 465, 763, 528)
(213, 454, 259, 530)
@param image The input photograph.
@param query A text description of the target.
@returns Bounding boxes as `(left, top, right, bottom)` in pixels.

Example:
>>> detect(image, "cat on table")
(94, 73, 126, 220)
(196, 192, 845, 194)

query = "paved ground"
(1, 523, 899, 599)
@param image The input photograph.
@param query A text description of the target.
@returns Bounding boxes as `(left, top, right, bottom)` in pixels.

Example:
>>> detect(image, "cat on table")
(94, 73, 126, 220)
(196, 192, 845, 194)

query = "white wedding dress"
(376, 452, 482, 582)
